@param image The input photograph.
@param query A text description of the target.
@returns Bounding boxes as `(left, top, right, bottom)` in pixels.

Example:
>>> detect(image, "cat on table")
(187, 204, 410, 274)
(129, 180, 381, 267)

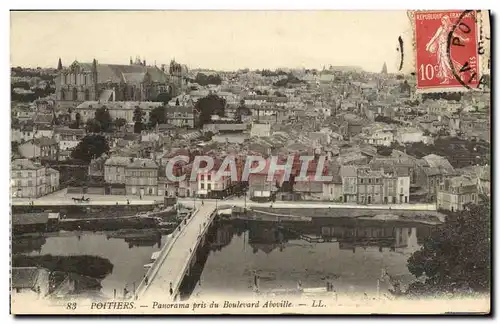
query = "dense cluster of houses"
(10, 62, 490, 211)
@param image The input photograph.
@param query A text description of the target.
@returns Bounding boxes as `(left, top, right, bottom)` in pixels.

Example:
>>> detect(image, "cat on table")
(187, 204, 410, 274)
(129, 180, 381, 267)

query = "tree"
(195, 73, 222, 86)
(148, 106, 167, 128)
(133, 107, 145, 133)
(194, 94, 226, 128)
(71, 134, 110, 163)
(85, 119, 101, 133)
(75, 112, 81, 128)
(406, 201, 491, 296)
(114, 118, 127, 131)
(94, 107, 112, 132)
(156, 92, 172, 105)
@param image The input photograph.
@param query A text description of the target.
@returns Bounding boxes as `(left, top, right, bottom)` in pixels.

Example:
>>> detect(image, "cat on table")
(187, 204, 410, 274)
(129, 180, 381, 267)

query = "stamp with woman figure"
(411, 10, 489, 93)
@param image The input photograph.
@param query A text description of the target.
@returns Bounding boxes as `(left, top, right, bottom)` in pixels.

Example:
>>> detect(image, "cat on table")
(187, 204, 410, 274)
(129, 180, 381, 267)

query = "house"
(395, 168, 411, 204)
(248, 159, 285, 200)
(203, 123, 247, 134)
(11, 125, 54, 143)
(250, 122, 271, 138)
(46, 168, 60, 193)
(196, 159, 232, 199)
(103, 156, 130, 194)
(382, 170, 398, 204)
(395, 127, 424, 144)
(72, 101, 164, 124)
(166, 105, 197, 128)
(340, 165, 357, 203)
(18, 137, 59, 160)
(11, 267, 50, 297)
(322, 174, 343, 202)
(53, 127, 86, 151)
(11, 159, 48, 198)
(125, 158, 159, 196)
(33, 113, 54, 126)
(437, 176, 478, 212)
(293, 160, 329, 201)
(356, 167, 384, 204)
(359, 124, 395, 147)
(321, 163, 342, 201)
(421, 154, 456, 201)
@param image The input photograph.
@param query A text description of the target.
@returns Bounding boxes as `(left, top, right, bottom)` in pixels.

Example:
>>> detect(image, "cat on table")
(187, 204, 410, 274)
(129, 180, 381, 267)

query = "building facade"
(357, 168, 384, 204)
(437, 176, 478, 211)
(125, 158, 159, 196)
(11, 159, 59, 198)
(18, 137, 59, 160)
(55, 59, 173, 106)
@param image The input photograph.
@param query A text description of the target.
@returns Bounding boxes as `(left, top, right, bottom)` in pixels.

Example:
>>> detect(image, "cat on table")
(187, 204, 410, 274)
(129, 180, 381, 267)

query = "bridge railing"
(169, 210, 217, 301)
(135, 207, 202, 298)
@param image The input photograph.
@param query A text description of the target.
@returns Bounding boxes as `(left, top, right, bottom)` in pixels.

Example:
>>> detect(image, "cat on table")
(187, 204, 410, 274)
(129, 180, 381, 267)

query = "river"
(15, 231, 167, 298)
(12, 217, 436, 299)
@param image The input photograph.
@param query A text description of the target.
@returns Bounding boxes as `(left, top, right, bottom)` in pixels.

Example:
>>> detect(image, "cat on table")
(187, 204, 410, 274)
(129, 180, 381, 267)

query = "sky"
(10, 11, 411, 73)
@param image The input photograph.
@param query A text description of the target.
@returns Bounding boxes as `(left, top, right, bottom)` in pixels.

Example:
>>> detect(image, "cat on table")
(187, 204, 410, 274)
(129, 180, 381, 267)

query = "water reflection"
(187, 218, 435, 299)
(13, 231, 167, 298)
(11, 217, 436, 301)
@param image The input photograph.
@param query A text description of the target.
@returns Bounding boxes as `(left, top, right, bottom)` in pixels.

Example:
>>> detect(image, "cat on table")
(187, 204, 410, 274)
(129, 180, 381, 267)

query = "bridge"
(136, 202, 217, 301)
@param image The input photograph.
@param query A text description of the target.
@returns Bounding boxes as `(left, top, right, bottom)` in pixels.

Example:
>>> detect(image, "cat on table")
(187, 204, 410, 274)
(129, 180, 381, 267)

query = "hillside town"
(9, 9, 492, 315)
(11, 58, 490, 212)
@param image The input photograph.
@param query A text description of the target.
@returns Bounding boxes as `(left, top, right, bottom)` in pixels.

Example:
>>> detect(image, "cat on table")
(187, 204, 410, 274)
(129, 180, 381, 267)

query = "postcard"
(10, 10, 491, 315)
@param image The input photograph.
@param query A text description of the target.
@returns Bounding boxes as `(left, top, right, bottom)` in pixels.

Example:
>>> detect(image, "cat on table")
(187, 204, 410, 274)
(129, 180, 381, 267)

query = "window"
(207, 174, 211, 181)
(200, 174, 204, 181)
(28, 180, 33, 187)
(28, 172, 32, 177)
(207, 183, 211, 190)
(360, 179, 364, 184)
(472, 194, 476, 201)
(369, 179, 372, 184)
(200, 183, 204, 189)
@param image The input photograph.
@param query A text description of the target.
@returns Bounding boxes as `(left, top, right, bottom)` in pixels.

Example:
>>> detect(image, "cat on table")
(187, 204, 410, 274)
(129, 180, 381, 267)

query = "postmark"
(411, 10, 487, 93)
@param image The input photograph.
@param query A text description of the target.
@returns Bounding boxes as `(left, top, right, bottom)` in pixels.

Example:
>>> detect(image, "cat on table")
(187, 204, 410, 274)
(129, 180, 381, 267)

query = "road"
(11, 189, 164, 206)
(11, 188, 436, 211)
(177, 198, 437, 211)
(140, 202, 216, 301)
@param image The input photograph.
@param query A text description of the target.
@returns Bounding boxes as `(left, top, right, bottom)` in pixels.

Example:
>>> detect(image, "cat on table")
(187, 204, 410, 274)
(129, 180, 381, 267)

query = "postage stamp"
(411, 10, 488, 93)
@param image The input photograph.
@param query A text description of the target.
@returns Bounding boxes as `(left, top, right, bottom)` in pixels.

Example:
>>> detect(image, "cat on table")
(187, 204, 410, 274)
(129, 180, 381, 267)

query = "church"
(55, 57, 186, 106)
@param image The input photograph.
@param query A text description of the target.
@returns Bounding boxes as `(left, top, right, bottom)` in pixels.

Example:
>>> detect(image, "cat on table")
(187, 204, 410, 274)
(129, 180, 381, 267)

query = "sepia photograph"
(8, 9, 491, 315)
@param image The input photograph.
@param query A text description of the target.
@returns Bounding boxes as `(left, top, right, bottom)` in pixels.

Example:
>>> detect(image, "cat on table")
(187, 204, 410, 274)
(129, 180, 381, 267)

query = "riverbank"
(249, 208, 445, 224)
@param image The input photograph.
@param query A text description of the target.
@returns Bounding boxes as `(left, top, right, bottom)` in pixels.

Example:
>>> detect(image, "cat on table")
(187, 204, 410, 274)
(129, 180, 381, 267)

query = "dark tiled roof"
(13, 213, 50, 226)
(77, 62, 169, 84)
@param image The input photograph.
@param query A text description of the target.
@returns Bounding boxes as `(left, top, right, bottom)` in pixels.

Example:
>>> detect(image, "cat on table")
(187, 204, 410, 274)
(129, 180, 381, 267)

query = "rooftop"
(11, 159, 44, 171)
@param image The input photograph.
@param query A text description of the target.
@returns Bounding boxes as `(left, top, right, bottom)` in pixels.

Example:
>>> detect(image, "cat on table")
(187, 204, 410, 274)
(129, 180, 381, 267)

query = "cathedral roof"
(74, 62, 169, 84)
